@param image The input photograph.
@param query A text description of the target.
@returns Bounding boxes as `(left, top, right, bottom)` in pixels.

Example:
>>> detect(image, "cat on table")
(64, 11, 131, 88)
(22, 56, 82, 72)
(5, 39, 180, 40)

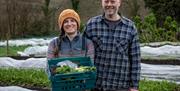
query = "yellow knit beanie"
(58, 9, 80, 30)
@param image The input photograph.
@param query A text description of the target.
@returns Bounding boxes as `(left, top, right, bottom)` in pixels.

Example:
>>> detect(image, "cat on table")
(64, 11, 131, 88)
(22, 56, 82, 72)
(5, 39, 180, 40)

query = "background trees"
(144, 0, 180, 26)
(0, 0, 179, 42)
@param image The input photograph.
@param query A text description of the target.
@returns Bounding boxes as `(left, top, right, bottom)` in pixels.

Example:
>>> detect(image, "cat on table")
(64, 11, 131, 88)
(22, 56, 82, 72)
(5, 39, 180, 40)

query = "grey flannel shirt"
(84, 15, 141, 90)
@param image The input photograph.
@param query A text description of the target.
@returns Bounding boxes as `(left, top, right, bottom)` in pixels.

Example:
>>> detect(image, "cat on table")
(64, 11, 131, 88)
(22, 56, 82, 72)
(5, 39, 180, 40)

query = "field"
(0, 68, 179, 91)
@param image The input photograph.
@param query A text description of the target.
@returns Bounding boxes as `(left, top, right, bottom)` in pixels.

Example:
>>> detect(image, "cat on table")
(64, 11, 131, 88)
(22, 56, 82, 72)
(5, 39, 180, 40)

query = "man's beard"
(104, 7, 117, 17)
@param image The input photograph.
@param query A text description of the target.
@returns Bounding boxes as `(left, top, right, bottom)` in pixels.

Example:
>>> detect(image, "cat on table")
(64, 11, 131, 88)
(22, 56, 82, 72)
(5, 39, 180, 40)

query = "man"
(84, 0, 141, 91)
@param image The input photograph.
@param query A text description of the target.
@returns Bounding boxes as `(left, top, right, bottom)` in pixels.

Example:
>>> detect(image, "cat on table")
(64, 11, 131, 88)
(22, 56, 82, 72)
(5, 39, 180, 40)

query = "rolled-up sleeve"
(86, 39, 94, 64)
(47, 39, 57, 60)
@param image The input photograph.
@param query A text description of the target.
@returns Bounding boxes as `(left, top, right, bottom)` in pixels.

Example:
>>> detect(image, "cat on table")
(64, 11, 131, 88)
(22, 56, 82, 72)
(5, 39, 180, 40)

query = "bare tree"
(42, 0, 51, 35)
(123, 0, 140, 18)
(5, 0, 17, 56)
(17, 3, 32, 37)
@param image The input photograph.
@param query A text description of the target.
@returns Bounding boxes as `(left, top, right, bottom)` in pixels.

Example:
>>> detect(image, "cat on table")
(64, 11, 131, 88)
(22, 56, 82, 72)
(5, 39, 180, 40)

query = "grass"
(0, 46, 28, 56)
(0, 68, 50, 88)
(140, 79, 180, 91)
(0, 68, 180, 91)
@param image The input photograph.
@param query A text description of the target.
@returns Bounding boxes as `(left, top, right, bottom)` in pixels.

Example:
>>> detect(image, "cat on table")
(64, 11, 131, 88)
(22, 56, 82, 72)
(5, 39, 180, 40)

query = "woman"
(47, 9, 94, 60)
(46, 9, 94, 83)
(46, 9, 94, 76)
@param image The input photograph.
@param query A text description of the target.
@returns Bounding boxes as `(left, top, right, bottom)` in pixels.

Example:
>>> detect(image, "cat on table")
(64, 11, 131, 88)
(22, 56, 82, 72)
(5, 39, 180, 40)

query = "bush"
(133, 13, 180, 43)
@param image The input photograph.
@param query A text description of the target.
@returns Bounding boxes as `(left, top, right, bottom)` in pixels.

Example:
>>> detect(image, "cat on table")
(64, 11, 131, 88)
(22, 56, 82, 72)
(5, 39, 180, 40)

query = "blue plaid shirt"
(84, 15, 141, 90)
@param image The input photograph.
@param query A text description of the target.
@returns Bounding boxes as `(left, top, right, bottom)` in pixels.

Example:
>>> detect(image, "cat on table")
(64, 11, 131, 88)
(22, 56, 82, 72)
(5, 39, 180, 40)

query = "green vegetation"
(0, 46, 28, 56)
(55, 66, 96, 74)
(140, 79, 180, 91)
(0, 68, 50, 88)
(71, 0, 80, 12)
(133, 13, 180, 43)
(144, 0, 180, 25)
(0, 68, 180, 91)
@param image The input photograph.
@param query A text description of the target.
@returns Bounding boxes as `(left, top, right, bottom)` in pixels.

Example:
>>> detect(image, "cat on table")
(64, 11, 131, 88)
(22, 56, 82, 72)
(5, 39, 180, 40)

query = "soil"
(7, 56, 44, 60)
(20, 86, 50, 91)
(141, 58, 180, 65)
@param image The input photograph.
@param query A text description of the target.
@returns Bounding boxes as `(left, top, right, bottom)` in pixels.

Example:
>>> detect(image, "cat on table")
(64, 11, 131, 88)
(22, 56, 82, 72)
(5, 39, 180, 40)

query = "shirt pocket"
(115, 39, 128, 53)
(92, 37, 105, 51)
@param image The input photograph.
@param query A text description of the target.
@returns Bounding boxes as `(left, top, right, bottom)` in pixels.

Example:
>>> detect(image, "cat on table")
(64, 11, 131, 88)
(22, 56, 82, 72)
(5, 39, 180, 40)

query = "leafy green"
(0, 46, 29, 56)
(55, 66, 96, 74)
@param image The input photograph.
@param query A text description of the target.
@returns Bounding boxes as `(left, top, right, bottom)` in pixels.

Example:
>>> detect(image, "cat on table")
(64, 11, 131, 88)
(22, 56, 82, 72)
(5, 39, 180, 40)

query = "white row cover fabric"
(1, 38, 180, 47)
(0, 57, 46, 68)
(0, 38, 51, 46)
(0, 86, 34, 91)
(141, 63, 180, 84)
(141, 45, 180, 57)
(17, 46, 48, 57)
(17, 45, 180, 57)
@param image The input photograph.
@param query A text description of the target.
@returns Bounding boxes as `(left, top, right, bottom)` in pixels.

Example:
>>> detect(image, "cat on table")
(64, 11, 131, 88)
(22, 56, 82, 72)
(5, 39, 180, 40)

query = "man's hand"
(129, 88, 138, 91)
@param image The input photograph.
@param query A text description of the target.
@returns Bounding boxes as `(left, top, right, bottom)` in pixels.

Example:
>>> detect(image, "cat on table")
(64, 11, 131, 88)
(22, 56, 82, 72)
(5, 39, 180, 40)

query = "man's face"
(102, 0, 121, 16)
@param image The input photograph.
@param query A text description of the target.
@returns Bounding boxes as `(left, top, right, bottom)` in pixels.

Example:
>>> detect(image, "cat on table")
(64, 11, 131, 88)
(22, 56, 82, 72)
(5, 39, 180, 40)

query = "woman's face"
(62, 18, 78, 35)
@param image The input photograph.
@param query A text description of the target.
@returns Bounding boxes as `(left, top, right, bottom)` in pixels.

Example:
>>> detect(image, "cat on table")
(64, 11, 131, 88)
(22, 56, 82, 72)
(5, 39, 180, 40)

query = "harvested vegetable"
(55, 66, 96, 74)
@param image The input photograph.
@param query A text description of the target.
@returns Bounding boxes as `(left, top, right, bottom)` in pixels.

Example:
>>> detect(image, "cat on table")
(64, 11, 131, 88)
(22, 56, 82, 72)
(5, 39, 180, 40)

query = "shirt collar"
(100, 13, 126, 24)
(61, 32, 81, 41)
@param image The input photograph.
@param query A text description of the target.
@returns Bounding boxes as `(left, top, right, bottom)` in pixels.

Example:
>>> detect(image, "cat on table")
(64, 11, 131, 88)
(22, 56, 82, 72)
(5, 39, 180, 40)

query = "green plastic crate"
(48, 57, 96, 91)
